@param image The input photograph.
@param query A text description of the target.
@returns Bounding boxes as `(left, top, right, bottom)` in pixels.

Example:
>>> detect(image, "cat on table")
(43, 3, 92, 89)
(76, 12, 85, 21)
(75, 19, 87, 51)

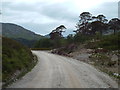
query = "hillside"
(2, 23, 43, 40)
(2, 23, 44, 47)
(2, 37, 37, 87)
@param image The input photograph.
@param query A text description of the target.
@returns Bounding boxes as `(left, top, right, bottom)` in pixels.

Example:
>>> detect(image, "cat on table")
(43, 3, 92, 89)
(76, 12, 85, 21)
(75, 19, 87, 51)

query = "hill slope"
(2, 23, 44, 47)
(2, 23, 43, 40)
(2, 37, 37, 87)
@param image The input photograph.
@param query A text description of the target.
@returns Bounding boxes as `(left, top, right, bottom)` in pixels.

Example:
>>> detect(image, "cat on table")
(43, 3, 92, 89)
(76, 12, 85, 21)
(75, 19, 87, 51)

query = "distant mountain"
(1, 23, 44, 47)
(44, 34, 50, 38)
(2, 23, 43, 40)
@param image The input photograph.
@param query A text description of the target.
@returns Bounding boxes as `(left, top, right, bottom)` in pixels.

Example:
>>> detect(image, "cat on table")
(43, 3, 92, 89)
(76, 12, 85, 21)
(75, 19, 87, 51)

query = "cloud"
(1, 0, 119, 36)
(2, 1, 77, 35)
(40, 3, 78, 22)
(90, 2, 118, 20)
(20, 20, 76, 35)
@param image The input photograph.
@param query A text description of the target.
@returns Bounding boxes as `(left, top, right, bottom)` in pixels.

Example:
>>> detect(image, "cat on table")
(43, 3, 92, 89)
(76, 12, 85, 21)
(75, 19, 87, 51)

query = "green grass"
(85, 32, 120, 50)
(97, 33, 119, 50)
(2, 37, 37, 87)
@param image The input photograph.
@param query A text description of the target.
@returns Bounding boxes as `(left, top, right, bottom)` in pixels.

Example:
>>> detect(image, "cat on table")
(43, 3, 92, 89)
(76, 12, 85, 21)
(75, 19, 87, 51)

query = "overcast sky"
(1, 0, 119, 36)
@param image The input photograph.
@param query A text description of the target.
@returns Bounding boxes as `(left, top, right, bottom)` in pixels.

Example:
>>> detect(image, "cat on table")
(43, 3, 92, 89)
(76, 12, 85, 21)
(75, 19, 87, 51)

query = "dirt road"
(9, 51, 118, 88)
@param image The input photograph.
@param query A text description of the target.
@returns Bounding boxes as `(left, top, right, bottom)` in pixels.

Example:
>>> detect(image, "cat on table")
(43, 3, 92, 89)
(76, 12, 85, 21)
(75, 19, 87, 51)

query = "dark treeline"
(35, 12, 120, 51)
(13, 38, 37, 48)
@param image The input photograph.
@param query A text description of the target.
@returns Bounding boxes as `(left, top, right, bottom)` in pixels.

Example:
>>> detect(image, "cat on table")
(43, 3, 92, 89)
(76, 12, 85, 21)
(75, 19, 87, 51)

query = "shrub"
(2, 37, 35, 86)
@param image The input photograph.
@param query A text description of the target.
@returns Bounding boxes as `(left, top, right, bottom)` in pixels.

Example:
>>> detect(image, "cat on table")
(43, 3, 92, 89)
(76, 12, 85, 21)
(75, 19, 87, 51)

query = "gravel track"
(8, 51, 118, 88)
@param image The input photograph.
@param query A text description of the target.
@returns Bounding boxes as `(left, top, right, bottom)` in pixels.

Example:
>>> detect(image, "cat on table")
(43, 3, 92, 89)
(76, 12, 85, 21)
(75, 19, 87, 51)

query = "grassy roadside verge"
(3, 54, 38, 88)
(88, 51, 119, 84)
(31, 48, 51, 50)
(84, 33, 120, 84)
(2, 37, 38, 88)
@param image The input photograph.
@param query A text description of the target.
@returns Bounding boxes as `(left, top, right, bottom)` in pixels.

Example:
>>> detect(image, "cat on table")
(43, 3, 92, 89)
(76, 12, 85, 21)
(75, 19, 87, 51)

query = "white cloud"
(2, 0, 66, 5)
(1, 0, 119, 35)
(2, 8, 58, 24)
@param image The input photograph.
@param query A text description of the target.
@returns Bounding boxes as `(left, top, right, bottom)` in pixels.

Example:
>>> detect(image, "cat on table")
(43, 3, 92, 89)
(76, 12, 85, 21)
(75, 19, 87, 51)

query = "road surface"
(9, 51, 118, 88)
